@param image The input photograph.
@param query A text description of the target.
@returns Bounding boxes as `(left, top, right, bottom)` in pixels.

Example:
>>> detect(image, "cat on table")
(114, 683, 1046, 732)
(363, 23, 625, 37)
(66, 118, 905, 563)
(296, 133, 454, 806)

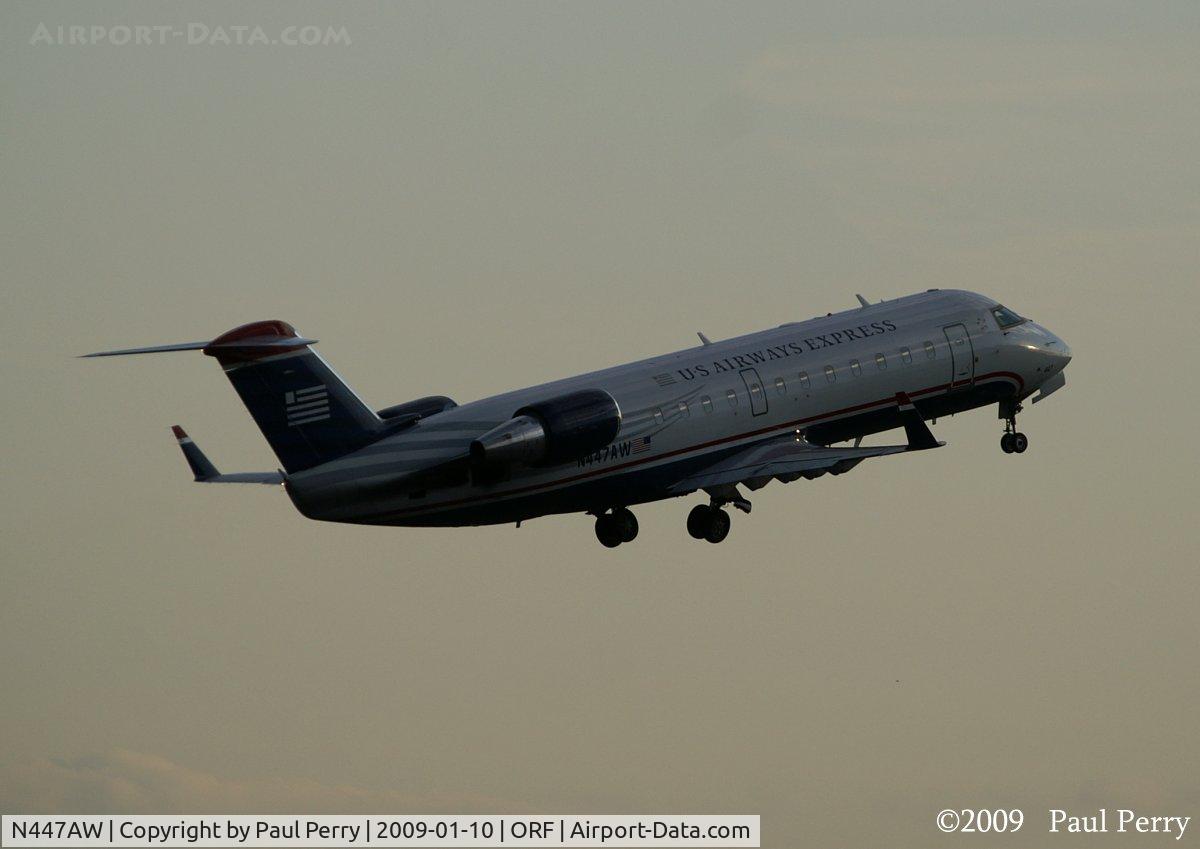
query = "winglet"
(172, 426, 219, 481)
(170, 426, 285, 485)
(895, 393, 941, 450)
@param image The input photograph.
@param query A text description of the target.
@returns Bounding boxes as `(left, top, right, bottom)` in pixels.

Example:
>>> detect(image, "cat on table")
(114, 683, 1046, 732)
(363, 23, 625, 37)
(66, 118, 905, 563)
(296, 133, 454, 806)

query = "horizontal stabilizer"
(81, 341, 211, 357)
(171, 426, 283, 485)
(80, 326, 317, 359)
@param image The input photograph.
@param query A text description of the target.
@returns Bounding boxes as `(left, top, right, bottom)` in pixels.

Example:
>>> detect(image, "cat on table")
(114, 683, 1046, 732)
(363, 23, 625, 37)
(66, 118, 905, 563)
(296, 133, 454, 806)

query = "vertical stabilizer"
(202, 321, 383, 472)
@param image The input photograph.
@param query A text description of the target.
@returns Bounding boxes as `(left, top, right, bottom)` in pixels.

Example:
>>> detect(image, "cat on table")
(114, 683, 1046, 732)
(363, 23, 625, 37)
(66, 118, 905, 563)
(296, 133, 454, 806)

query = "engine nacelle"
(468, 415, 547, 467)
(470, 389, 620, 469)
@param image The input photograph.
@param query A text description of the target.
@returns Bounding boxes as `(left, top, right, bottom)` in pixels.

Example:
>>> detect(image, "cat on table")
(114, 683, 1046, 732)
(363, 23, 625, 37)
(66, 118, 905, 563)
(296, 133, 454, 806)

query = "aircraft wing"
(172, 426, 284, 485)
(667, 392, 943, 494)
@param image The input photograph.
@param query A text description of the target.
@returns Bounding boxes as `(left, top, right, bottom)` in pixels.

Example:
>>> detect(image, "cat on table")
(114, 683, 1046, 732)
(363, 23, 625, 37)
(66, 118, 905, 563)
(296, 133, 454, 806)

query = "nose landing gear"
(594, 507, 639, 548)
(1000, 401, 1028, 454)
(1000, 431, 1028, 453)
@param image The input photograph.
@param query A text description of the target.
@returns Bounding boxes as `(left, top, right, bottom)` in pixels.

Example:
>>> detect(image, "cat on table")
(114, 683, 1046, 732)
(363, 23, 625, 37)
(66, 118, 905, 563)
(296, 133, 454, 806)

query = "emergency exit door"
(739, 368, 768, 416)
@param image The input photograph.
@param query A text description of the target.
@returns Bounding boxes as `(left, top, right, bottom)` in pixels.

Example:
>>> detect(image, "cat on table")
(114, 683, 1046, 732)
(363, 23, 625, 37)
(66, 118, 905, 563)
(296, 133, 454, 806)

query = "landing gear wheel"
(704, 509, 731, 544)
(612, 507, 639, 543)
(999, 401, 1025, 456)
(594, 514, 623, 548)
(687, 505, 711, 539)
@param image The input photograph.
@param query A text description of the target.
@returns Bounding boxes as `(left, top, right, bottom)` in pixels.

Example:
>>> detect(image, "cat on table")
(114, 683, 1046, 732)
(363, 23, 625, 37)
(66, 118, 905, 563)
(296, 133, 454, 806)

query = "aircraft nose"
(1045, 331, 1071, 364)
(1028, 325, 1071, 375)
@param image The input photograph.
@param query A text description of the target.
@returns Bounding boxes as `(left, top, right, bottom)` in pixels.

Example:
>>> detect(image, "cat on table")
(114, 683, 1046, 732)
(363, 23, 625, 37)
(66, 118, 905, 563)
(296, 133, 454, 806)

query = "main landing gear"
(686, 491, 750, 544)
(1000, 400, 1028, 454)
(594, 507, 639, 548)
(686, 504, 730, 543)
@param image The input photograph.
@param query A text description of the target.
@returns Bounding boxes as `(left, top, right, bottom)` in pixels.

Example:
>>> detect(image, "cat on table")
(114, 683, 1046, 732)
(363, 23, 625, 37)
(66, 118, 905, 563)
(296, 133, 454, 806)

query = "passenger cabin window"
(749, 380, 763, 400)
(875, 353, 887, 370)
(775, 377, 787, 394)
(991, 305, 1026, 328)
(824, 365, 836, 383)
(701, 395, 713, 413)
(653, 408, 664, 425)
(850, 359, 862, 376)
(726, 389, 738, 408)
(798, 371, 810, 388)
(900, 347, 912, 364)
(678, 401, 689, 418)
(924, 340, 937, 359)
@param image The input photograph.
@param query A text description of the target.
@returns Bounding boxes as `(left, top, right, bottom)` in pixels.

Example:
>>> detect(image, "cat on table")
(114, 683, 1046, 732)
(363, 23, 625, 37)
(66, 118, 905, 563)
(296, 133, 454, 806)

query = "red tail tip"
(206, 320, 299, 347)
(202, 320, 309, 364)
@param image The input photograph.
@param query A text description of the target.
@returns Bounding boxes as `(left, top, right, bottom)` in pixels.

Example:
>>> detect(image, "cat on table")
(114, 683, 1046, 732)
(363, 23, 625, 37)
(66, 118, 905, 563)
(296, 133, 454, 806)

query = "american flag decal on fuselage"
(630, 435, 652, 454)
(285, 385, 330, 426)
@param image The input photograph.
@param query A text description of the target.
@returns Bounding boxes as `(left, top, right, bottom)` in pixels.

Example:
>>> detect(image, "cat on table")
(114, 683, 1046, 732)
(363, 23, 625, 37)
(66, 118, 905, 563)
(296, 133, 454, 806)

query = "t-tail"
(83, 320, 384, 473)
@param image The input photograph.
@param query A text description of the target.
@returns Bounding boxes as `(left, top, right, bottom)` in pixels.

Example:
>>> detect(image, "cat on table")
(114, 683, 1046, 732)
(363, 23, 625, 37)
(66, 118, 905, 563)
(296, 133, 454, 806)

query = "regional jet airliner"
(84, 290, 1070, 546)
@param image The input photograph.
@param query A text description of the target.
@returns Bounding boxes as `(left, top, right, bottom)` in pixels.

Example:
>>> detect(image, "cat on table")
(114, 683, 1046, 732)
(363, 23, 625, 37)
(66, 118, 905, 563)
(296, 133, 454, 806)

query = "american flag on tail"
(285, 384, 330, 426)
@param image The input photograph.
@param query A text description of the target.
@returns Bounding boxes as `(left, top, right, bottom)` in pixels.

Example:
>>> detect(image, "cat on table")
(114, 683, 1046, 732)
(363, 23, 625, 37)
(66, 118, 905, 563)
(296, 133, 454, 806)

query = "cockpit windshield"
(991, 305, 1025, 328)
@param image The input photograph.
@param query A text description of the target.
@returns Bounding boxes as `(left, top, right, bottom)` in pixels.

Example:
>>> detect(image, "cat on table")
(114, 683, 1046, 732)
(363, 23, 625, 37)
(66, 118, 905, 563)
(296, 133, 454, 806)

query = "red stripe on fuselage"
(375, 371, 1024, 518)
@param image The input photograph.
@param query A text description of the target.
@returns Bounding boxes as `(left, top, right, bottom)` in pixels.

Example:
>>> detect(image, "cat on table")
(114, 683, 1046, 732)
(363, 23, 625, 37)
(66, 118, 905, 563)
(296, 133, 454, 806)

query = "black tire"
(1001, 433, 1015, 454)
(704, 509, 731, 544)
(595, 515, 622, 548)
(686, 505, 711, 539)
(1013, 432, 1028, 453)
(613, 508, 639, 543)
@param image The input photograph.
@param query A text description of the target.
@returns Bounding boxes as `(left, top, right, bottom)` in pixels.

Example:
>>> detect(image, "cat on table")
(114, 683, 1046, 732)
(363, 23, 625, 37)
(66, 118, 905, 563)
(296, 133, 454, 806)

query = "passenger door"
(943, 323, 975, 389)
(739, 368, 768, 416)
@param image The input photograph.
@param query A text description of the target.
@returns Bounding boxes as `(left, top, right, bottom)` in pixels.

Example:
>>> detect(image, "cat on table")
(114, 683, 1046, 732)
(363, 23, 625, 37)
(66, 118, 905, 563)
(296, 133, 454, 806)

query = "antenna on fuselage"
(855, 294, 870, 308)
(697, 331, 712, 346)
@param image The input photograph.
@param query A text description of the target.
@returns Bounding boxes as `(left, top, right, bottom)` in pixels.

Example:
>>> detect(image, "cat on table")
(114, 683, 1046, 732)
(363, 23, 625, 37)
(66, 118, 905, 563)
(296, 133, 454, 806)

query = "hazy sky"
(2, 2, 1198, 846)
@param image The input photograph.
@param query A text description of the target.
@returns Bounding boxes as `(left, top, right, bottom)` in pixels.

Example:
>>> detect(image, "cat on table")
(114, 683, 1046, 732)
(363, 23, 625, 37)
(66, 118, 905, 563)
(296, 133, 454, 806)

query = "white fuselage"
(286, 289, 1070, 526)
